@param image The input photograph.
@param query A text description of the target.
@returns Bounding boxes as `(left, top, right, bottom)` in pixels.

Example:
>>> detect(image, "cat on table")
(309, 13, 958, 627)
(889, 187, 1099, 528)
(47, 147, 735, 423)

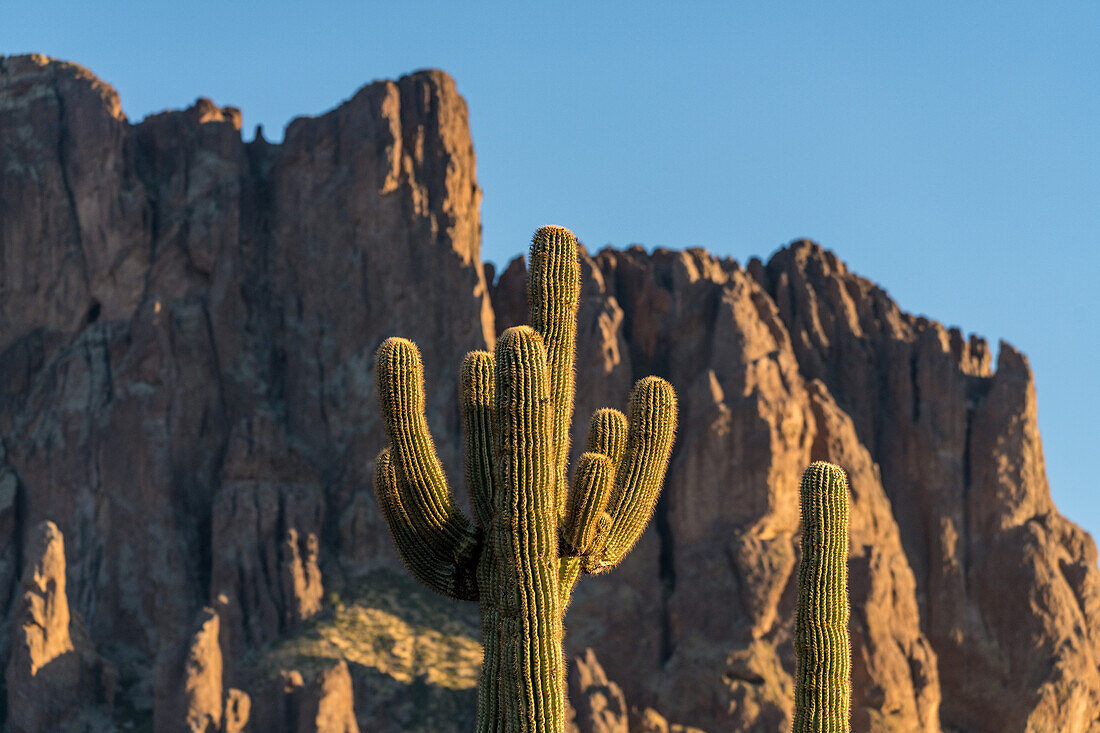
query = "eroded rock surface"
(154, 602, 253, 733)
(755, 242, 1100, 731)
(298, 661, 360, 733)
(0, 52, 489, 728)
(250, 662, 360, 733)
(155, 606, 223, 733)
(0, 53, 1097, 732)
(5, 521, 115, 732)
(568, 648, 629, 733)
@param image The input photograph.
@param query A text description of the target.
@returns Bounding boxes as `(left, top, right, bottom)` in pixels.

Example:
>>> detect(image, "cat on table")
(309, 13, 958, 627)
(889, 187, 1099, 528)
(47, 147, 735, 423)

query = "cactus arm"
(462, 350, 497, 529)
(556, 408, 626, 601)
(561, 453, 614, 556)
(373, 448, 480, 601)
(556, 557, 582, 616)
(493, 326, 565, 733)
(461, 350, 509, 732)
(793, 462, 851, 733)
(582, 408, 627, 469)
(558, 453, 614, 607)
(597, 376, 678, 569)
(527, 225, 580, 518)
(375, 337, 477, 557)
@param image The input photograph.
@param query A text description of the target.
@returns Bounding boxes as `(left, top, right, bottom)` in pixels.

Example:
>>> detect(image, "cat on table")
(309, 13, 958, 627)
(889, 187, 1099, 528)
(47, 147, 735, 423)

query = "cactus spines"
(597, 375, 678, 570)
(374, 337, 480, 591)
(561, 453, 614, 558)
(527, 225, 581, 518)
(461, 350, 496, 530)
(794, 461, 851, 733)
(373, 447, 479, 600)
(373, 225, 677, 733)
(559, 452, 613, 607)
(493, 325, 564, 730)
(583, 408, 627, 468)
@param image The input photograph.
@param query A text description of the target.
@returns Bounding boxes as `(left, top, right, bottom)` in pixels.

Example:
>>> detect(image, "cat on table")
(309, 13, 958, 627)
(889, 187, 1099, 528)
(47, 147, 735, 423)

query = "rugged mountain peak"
(0, 54, 125, 120)
(139, 96, 243, 130)
(0, 55, 1096, 732)
(756, 237, 1100, 731)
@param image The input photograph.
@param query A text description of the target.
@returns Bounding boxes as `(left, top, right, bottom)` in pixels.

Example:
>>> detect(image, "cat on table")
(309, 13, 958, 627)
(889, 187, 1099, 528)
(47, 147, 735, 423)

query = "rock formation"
(154, 603, 222, 726)
(250, 670, 306, 733)
(211, 412, 327, 662)
(298, 661, 360, 733)
(0, 53, 1097, 731)
(250, 662, 360, 733)
(569, 648, 630, 733)
(756, 244, 1100, 732)
(223, 688, 251, 733)
(566, 649, 704, 733)
(5, 521, 115, 732)
(180, 608, 224, 732)
(154, 602, 252, 733)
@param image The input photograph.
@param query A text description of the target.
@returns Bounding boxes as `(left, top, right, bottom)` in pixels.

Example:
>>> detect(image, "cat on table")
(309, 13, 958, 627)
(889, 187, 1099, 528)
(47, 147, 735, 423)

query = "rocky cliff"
(0, 54, 1096, 732)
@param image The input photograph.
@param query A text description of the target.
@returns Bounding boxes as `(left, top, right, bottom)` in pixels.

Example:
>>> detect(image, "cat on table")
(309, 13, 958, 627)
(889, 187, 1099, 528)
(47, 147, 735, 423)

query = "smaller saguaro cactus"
(373, 225, 677, 733)
(793, 461, 852, 733)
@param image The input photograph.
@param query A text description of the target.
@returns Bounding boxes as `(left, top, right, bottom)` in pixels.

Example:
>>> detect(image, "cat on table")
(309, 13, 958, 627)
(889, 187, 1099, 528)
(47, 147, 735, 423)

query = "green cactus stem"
(372, 225, 677, 733)
(793, 461, 852, 733)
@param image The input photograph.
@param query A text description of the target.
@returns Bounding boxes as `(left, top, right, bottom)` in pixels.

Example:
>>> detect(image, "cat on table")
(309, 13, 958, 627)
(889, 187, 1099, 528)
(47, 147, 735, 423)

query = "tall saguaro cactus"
(373, 226, 677, 733)
(793, 461, 852, 733)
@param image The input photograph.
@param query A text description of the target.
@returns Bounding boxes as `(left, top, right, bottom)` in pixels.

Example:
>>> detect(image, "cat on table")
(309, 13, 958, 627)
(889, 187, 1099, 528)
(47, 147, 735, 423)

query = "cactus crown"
(793, 461, 852, 733)
(373, 225, 677, 733)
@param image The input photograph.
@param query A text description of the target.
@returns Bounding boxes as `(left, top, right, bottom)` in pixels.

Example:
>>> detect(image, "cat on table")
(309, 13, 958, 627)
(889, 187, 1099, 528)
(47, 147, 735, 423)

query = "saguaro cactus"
(373, 226, 677, 733)
(793, 461, 851, 733)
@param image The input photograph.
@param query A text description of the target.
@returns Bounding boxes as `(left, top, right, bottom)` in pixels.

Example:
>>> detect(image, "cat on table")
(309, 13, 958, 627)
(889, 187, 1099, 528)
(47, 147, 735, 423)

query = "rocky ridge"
(0, 53, 1097, 731)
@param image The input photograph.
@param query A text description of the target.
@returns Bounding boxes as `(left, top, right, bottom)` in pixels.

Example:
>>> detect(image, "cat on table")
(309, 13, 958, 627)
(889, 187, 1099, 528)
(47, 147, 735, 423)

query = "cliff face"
(0, 54, 1096, 732)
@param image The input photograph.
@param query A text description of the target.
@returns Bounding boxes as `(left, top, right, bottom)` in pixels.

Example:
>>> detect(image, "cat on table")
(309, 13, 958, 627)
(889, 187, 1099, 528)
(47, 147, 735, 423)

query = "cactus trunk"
(793, 461, 852, 733)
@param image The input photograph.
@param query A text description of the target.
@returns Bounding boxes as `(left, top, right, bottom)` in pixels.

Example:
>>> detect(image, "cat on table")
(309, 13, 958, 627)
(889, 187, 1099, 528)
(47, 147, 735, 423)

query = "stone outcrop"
(0, 53, 1097, 732)
(0, 52, 489, 728)
(154, 602, 252, 733)
(250, 670, 306, 733)
(223, 688, 251, 733)
(211, 412, 326, 663)
(154, 606, 222, 732)
(754, 243, 1100, 732)
(569, 648, 629, 733)
(491, 247, 945, 730)
(298, 661, 360, 733)
(566, 648, 707, 733)
(5, 521, 115, 732)
(181, 608, 224, 732)
(251, 662, 360, 733)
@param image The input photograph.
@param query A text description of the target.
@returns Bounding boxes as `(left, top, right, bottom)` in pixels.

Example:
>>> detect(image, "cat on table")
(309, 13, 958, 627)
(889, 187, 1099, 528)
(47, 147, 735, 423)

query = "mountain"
(0, 53, 1097, 732)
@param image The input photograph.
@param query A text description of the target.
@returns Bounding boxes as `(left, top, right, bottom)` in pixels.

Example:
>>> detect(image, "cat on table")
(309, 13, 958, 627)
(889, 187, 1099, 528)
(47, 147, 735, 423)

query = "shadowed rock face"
(0, 52, 489, 729)
(0, 53, 1097, 732)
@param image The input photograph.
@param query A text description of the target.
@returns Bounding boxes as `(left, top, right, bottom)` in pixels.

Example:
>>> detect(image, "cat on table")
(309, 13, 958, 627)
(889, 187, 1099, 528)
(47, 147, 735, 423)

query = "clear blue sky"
(3, 2, 1098, 548)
